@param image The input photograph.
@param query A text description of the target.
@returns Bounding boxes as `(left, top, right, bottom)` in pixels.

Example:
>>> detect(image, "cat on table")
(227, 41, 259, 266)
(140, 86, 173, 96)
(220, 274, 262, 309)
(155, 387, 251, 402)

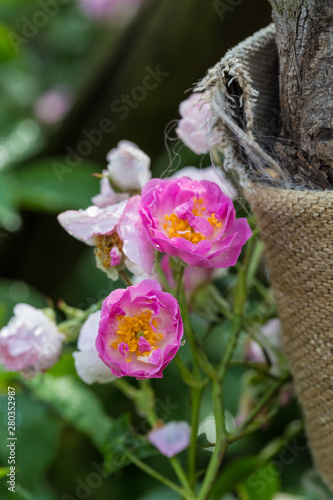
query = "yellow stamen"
(111, 310, 163, 362)
(163, 197, 223, 244)
(94, 232, 123, 268)
(208, 213, 223, 228)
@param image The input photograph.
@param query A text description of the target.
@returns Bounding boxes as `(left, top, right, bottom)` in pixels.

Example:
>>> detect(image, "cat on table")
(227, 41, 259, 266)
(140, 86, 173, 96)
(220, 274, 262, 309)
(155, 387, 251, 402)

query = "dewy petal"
(73, 349, 116, 385)
(148, 421, 191, 457)
(170, 166, 237, 200)
(119, 195, 155, 275)
(106, 140, 151, 191)
(77, 311, 101, 350)
(58, 201, 127, 245)
(74, 311, 115, 385)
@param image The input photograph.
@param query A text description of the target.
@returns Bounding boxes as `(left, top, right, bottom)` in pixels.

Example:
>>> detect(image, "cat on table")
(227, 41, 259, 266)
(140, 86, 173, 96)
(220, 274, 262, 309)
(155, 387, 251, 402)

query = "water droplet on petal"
(177, 181, 181, 186)
(180, 339, 186, 346)
(158, 187, 163, 192)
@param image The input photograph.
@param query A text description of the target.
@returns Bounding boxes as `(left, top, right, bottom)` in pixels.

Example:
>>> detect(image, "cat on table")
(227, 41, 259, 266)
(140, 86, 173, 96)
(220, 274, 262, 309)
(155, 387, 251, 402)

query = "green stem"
(174, 355, 205, 388)
(58, 299, 105, 342)
(197, 318, 243, 499)
(228, 360, 278, 380)
(197, 378, 227, 500)
(217, 314, 243, 379)
(114, 379, 139, 400)
(188, 385, 204, 489)
(119, 270, 133, 287)
(177, 279, 215, 379)
(155, 254, 172, 293)
(126, 452, 194, 500)
(175, 264, 185, 299)
(138, 379, 157, 427)
(228, 374, 291, 441)
(169, 456, 194, 497)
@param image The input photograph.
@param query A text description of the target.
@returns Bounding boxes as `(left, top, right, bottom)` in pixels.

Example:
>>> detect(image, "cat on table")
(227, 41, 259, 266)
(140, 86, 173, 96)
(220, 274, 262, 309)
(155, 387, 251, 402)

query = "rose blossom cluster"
(0, 138, 251, 387)
(56, 140, 251, 383)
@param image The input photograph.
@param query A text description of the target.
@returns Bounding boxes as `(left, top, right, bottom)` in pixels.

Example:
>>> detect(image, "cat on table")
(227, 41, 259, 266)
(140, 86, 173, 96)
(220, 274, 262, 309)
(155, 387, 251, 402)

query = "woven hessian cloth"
(245, 182, 333, 487)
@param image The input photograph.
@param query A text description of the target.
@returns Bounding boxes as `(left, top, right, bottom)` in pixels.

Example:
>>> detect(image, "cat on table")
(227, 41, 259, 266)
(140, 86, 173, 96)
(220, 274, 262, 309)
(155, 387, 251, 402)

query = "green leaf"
(0, 392, 62, 489)
(103, 414, 157, 475)
(15, 158, 102, 213)
(0, 467, 10, 479)
(212, 457, 280, 500)
(212, 456, 262, 499)
(0, 23, 17, 62)
(26, 374, 114, 452)
(242, 462, 281, 500)
(47, 351, 77, 378)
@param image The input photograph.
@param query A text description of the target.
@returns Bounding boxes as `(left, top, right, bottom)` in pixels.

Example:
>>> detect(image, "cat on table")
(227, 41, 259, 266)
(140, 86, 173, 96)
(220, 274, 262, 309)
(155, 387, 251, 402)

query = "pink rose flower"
(92, 170, 129, 208)
(176, 92, 221, 155)
(0, 304, 63, 375)
(73, 311, 116, 385)
(58, 197, 155, 277)
(148, 421, 191, 457)
(139, 177, 252, 268)
(96, 279, 183, 379)
(106, 140, 151, 192)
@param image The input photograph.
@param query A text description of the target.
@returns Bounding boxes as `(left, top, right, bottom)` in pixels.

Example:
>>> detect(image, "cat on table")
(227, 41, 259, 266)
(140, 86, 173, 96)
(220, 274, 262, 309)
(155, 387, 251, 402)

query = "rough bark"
(269, 0, 333, 189)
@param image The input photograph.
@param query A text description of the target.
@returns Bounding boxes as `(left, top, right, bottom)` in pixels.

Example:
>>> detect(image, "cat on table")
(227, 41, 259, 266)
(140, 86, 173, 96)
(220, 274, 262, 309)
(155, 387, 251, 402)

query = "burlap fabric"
(246, 182, 333, 487)
(200, 25, 333, 488)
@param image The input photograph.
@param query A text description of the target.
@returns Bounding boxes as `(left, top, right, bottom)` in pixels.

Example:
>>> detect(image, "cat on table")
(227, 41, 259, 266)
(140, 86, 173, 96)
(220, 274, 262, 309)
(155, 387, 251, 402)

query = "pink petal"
(148, 421, 191, 457)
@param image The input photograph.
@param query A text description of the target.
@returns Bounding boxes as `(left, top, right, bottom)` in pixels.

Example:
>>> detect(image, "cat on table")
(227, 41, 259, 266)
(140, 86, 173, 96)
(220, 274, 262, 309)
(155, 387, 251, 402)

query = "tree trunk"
(269, 0, 333, 189)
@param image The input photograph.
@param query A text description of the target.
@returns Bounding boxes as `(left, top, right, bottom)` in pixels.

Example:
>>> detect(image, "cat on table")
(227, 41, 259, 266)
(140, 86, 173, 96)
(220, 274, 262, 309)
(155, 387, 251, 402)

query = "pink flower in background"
(106, 141, 151, 191)
(34, 88, 72, 126)
(160, 254, 213, 299)
(245, 318, 284, 374)
(58, 197, 155, 278)
(92, 170, 129, 208)
(148, 421, 191, 457)
(78, 0, 144, 20)
(0, 304, 63, 375)
(170, 165, 237, 201)
(139, 177, 252, 268)
(96, 279, 183, 379)
(176, 92, 221, 154)
(73, 311, 116, 384)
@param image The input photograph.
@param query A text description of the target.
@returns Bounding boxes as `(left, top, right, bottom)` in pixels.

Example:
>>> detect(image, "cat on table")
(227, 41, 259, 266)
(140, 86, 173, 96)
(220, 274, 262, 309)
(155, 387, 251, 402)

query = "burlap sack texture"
(199, 25, 333, 488)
